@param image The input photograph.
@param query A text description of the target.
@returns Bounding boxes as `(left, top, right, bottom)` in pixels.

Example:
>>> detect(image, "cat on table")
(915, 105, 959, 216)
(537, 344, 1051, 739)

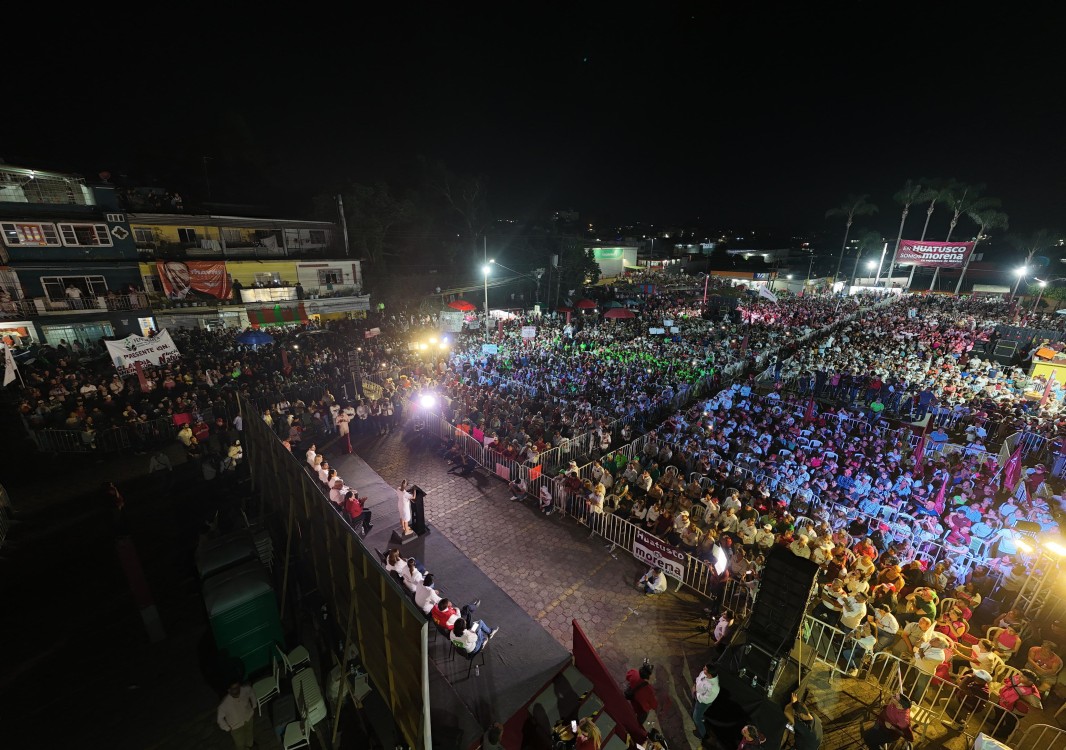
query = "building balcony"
(139, 240, 349, 261)
(0, 292, 151, 319)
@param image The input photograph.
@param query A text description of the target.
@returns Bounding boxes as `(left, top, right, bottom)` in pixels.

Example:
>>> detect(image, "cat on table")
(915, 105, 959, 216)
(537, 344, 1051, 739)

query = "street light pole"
(1010, 266, 1029, 302)
(482, 264, 490, 340)
(1032, 279, 1048, 313)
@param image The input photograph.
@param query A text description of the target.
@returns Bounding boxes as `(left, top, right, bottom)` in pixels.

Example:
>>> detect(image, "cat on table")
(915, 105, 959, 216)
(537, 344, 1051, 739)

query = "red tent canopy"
(575, 299, 598, 309)
(447, 299, 477, 311)
(603, 307, 636, 319)
(556, 306, 574, 313)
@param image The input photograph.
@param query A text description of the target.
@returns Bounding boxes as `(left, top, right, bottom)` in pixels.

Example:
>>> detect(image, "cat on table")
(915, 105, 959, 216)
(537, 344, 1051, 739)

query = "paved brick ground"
(349, 427, 714, 749)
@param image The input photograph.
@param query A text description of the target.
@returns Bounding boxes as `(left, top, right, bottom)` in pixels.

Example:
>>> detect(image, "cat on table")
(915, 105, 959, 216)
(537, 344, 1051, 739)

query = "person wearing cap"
(943, 668, 992, 728)
(1026, 640, 1063, 693)
(755, 523, 776, 551)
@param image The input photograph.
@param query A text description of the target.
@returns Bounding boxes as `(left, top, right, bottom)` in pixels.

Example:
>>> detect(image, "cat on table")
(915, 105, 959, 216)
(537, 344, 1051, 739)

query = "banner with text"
(106, 329, 182, 374)
(632, 528, 686, 578)
(896, 240, 975, 268)
(156, 260, 232, 299)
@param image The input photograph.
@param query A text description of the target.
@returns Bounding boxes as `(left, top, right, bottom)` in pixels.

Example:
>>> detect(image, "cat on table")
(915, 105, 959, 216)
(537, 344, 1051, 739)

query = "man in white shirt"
(912, 632, 952, 700)
(305, 445, 318, 467)
(216, 681, 256, 748)
(692, 664, 721, 740)
(839, 592, 868, 632)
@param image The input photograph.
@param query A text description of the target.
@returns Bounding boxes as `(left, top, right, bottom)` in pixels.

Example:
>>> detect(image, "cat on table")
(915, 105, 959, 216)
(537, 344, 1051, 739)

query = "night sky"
(7, 4, 1066, 237)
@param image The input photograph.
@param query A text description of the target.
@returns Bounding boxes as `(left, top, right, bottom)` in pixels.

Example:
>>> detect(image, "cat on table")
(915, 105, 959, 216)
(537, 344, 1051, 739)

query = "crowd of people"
(9, 271, 1066, 747)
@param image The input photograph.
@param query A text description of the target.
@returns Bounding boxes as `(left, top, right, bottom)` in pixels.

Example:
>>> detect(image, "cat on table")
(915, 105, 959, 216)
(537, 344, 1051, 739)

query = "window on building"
(142, 274, 162, 294)
(1, 222, 62, 247)
(177, 228, 197, 243)
(221, 227, 243, 244)
(41, 275, 108, 300)
(317, 269, 342, 285)
(133, 228, 156, 244)
(40, 321, 114, 347)
(105, 213, 125, 223)
(58, 223, 113, 247)
(308, 230, 327, 245)
(254, 272, 282, 286)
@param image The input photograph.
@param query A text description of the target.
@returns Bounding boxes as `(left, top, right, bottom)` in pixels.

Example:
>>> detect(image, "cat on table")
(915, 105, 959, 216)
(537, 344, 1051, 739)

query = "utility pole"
(337, 194, 350, 257)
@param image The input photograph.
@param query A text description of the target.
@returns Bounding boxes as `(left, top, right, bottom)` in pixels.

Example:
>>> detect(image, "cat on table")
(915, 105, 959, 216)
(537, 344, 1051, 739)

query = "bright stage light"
(1044, 541, 1066, 557)
(419, 394, 438, 409)
(712, 545, 727, 575)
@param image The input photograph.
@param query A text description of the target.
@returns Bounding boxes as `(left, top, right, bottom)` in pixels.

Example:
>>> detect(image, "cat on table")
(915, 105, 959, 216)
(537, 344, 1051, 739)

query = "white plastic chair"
(252, 655, 281, 716)
(282, 685, 312, 750)
(277, 643, 312, 674)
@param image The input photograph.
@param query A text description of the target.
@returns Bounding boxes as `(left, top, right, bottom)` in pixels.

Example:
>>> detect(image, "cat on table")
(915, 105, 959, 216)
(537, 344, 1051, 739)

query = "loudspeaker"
(746, 547, 819, 657)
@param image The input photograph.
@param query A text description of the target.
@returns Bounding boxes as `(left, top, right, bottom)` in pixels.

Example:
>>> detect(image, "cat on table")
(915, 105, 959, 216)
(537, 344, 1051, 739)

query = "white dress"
(397, 487, 413, 524)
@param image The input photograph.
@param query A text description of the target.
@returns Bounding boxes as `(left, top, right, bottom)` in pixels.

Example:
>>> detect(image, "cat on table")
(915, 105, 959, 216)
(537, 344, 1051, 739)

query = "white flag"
(758, 287, 778, 303)
(3, 345, 17, 387)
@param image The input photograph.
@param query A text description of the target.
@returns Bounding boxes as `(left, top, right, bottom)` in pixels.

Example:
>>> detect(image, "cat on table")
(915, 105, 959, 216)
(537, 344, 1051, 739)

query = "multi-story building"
(0, 165, 148, 347)
(0, 163, 370, 345)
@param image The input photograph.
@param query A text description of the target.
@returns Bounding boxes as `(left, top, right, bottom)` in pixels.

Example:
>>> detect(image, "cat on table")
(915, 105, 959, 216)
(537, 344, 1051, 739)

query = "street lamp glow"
(1038, 279, 1048, 287)
(482, 265, 491, 276)
(786, 274, 793, 280)
(1015, 266, 1029, 277)
(866, 260, 876, 270)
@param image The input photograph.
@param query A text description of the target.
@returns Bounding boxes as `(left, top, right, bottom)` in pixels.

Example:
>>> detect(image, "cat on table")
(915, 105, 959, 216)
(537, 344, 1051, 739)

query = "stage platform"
(325, 445, 573, 749)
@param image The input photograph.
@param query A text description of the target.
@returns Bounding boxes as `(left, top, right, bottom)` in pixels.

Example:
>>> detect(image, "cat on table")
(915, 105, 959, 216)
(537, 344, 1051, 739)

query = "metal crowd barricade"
(801, 615, 854, 679)
(865, 651, 1017, 742)
(1012, 724, 1066, 750)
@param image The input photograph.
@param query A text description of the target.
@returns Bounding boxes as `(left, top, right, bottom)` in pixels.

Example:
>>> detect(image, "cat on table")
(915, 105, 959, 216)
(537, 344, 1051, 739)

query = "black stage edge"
(327, 446, 572, 749)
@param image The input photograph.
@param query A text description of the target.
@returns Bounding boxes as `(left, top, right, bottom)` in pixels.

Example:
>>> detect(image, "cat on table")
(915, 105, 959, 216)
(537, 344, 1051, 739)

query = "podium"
(389, 484, 428, 546)
(410, 484, 428, 535)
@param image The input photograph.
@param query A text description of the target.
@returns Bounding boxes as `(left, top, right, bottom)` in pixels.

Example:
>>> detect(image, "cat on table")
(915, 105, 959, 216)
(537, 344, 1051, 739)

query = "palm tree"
(881, 180, 935, 288)
(953, 208, 1009, 294)
(904, 178, 955, 290)
(928, 183, 999, 291)
(826, 194, 878, 286)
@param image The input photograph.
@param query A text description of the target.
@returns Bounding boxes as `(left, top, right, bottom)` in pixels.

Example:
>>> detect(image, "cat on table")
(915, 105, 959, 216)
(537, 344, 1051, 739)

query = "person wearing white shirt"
(872, 605, 901, 651)
(692, 664, 721, 739)
(639, 566, 668, 595)
(839, 593, 869, 631)
(216, 681, 256, 748)
(912, 633, 952, 700)
(305, 445, 318, 467)
(414, 575, 442, 613)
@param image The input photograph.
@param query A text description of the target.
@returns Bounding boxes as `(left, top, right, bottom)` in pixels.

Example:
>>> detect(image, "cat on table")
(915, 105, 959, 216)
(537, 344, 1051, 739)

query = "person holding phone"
(784, 693, 823, 750)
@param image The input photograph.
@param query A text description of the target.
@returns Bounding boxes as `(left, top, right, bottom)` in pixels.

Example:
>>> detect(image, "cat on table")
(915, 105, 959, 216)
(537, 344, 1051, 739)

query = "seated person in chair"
(431, 597, 481, 632)
(450, 616, 498, 655)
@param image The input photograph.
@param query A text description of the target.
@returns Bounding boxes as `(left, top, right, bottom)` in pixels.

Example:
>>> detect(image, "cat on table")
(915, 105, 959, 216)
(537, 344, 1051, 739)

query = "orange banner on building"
(156, 261, 231, 299)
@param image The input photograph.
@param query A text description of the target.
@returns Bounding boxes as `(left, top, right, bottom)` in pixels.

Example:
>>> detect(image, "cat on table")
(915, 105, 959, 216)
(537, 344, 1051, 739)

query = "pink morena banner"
(897, 240, 975, 267)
